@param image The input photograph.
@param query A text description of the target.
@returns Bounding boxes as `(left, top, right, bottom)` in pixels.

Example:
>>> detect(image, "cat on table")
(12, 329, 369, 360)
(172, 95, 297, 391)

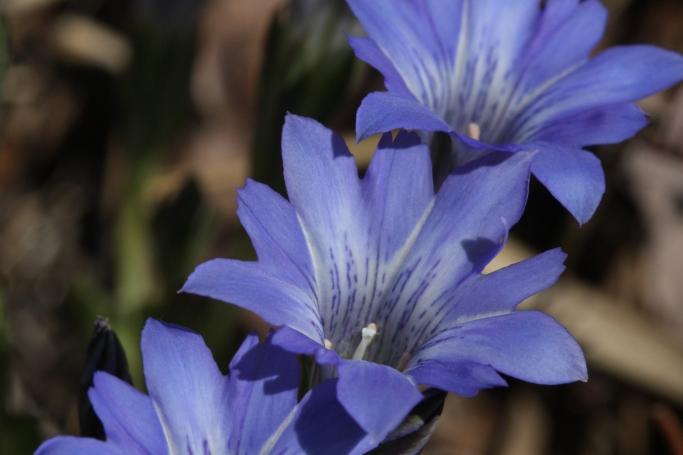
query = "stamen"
(352, 323, 378, 361)
(324, 339, 334, 350)
(467, 122, 481, 141)
(396, 352, 412, 371)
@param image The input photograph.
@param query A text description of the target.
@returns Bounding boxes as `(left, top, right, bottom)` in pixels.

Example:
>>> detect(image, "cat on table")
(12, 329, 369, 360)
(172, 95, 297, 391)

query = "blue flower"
(35, 318, 401, 455)
(346, 0, 683, 223)
(182, 114, 587, 430)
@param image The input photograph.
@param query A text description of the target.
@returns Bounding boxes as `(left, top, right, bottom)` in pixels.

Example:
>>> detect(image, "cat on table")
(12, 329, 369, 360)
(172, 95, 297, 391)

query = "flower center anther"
(467, 122, 481, 141)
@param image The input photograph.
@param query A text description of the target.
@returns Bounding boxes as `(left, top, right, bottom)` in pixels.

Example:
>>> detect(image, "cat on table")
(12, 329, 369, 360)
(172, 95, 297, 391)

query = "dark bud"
(78, 317, 133, 439)
(369, 389, 447, 455)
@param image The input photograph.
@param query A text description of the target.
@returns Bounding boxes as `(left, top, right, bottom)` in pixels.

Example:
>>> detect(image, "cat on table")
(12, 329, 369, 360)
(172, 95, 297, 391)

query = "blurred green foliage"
(252, 0, 367, 192)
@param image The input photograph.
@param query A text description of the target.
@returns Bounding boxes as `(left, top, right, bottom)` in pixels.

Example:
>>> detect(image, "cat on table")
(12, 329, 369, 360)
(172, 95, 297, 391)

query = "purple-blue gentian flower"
(35, 318, 405, 455)
(182, 114, 587, 430)
(346, 0, 683, 223)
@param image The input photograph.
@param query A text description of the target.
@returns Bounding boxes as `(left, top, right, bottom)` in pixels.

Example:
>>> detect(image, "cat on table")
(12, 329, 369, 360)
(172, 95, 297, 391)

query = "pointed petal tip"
(355, 128, 370, 143)
(571, 197, 600, 226)
(178, 260, 220, 297)
(538, 247, 569, 266)
(538, 318, 589, 386)
(228, 332, 262, 372)
(531, 145, 605, 225)
(141, 317, 163, 338)
(179, 263, 205, 295)
(355, 106, 376, 143)
(284, 112, 324, 132)
(553, 247, 569, 263)
(566, 357, 589, 384)
(544, 248, 569, 276)
(238, 177, 257, 193)
(559, 338, 589, 384)
(283, 113, 332, 146)
(141, 319, 174, 350)
(178, 273, 195, 295)
(283, 111, 300, 122)
(579, 368, 589, 383)
(574, 348, 589, 383)
(88, 372, 113, 405)
(526, 358, 588, 386)
(573, 199, 602, 226)
(91, 370, 113, 389)
(140, 318, 203, 358)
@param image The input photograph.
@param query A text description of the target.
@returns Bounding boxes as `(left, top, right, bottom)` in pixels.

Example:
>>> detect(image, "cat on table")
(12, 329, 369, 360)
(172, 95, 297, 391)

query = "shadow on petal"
(232, 340, 301, 395)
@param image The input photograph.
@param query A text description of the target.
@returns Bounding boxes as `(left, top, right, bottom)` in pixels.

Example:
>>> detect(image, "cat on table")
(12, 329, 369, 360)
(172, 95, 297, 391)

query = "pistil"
(352, 323, 378, 361)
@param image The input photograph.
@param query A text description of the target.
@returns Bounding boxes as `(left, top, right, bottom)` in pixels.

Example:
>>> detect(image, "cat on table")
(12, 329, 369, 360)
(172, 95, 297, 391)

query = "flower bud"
(78, 317, 132, 438)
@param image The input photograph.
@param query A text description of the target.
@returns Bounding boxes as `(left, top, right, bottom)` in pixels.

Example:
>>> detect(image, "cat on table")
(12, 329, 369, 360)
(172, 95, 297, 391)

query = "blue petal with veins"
(183, 115, 587, 424)
(348, 0, 683, 223)
(36, 319, 398, 455)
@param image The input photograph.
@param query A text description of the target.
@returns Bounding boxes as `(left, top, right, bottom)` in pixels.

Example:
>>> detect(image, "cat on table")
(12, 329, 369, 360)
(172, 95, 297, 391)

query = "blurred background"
(0, 0, 682, 453)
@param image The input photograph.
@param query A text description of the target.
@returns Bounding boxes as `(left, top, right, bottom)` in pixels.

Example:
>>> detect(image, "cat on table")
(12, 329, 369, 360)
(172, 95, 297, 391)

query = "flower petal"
(141, 319, 229, 455)
(406, 148, 532, 280)
(266, 332, 423, 452)
(346, 0, 463, 113)
(270, 326, 341, 366)
(446, 248, 567, 323)
(529, 103, 648, 147)
(282, 114, 380, 351)
(236, 179, 314, 294)
(348, 37, 411, 98)
(349, 0, 540, 134)
(281, 114, 366, 293)
(355, 91, 451, 141)
(226, 334, 300, 455)
(182, 259, 323, 342)
(35, 437, 122, 455)
(520, 0, 607, 91)
(521, 45, 683, 133)
(362, 131, 434, 260)
(463, 0, 540, 80)
(437, 0, 539, 133)
(88, 372, 165, 454)
(263, 380, 371, 455)
(283, 113, 362, 231)
(530, 143, 605, 225)
(369, 152, 532, 364)
(337, 360, 423, 445)
(410, 311, 587, 391)
(406, 360, 507, 397)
